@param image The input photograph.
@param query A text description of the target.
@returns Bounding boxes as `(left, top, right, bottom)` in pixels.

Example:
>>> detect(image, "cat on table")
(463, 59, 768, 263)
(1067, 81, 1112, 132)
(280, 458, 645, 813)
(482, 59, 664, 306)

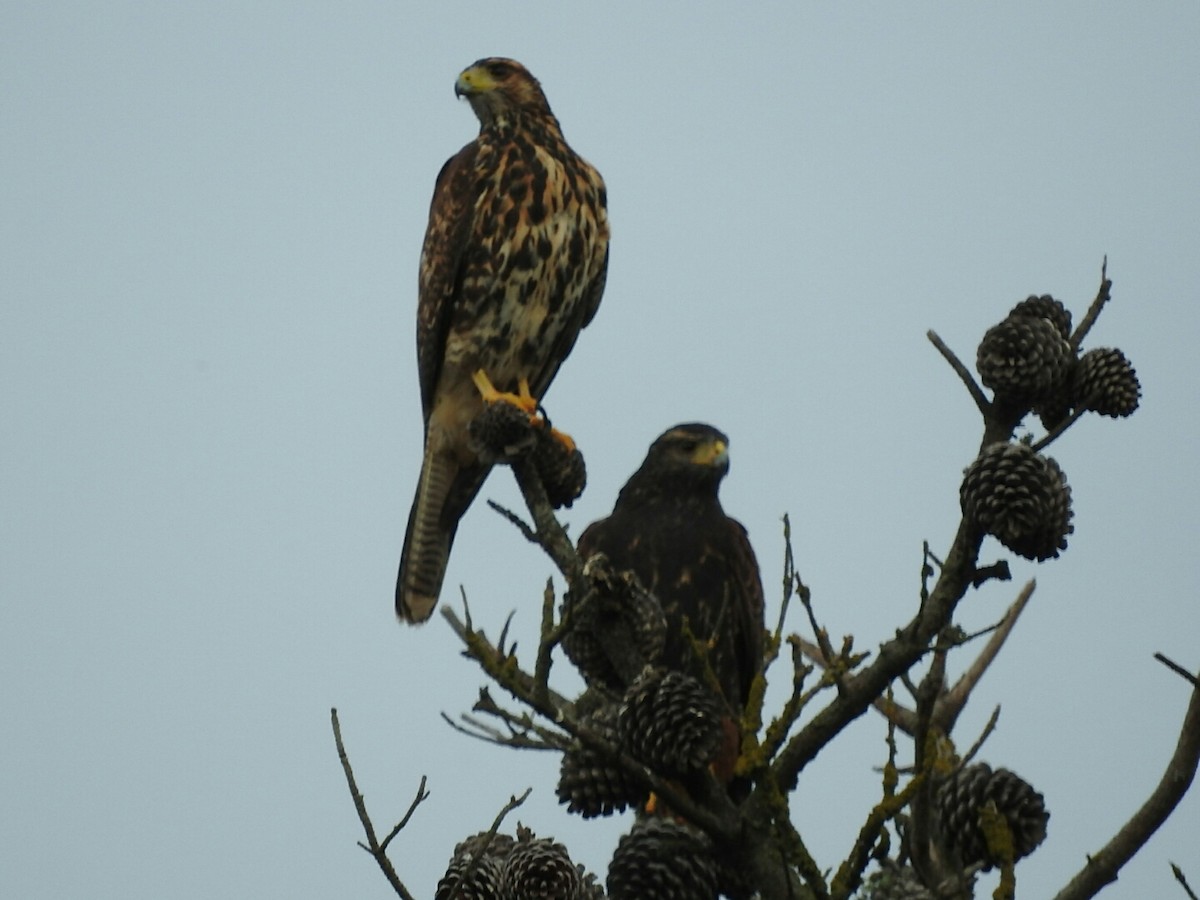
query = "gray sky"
(3, 2, 1198, 897)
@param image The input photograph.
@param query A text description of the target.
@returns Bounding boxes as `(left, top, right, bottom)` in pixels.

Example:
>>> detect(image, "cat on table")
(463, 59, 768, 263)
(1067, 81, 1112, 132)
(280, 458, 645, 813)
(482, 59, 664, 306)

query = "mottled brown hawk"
(397, 58, 609, 623)
(576, 424, 765, 717)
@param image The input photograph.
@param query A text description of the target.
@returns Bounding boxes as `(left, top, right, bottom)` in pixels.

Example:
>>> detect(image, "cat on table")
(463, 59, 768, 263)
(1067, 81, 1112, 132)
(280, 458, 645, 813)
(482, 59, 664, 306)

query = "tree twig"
(533, 578, 558, 701)
(511, 456, 585, 587)
(442, 605, 738, 840)
(486, 499, 538, 543)
(446, 788, 533, 900)
(1172, 862, 1199, 900)
(1069, 257, 1112, 351)
(928, 330, 991, 417)
(937, 580, 1036, 731)
(1053, 666, 1200, 900)
(1030, 400, 1093, 453)
(958, 705, 1002, 769)
(331, 708, 421, 900)
(1156, 653, 1200, 688)
(768, 519, 983, 794)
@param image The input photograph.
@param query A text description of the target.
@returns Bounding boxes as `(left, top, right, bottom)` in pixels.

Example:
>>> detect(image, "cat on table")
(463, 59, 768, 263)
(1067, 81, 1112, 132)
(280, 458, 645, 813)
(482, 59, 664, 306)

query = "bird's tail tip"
(396, 589, 438, 624)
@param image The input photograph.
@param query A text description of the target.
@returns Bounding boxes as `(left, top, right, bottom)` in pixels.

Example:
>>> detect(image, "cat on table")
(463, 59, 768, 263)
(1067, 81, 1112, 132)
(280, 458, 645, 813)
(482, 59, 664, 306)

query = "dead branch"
(928, 329, 991, 417)
(442, 604, 738, 841)
(444, 788, 533, 900)
(768, 520, 984, 794)
(1156, 653, 1200, 688)
(1172, 862, 1199, 900)
(958, 705, 1002, 769)
(1053, 664, 1200, 900)
(938, 581, 1036, 731)
(1069, 258, 1112, 351)
(331, 707, 422, 900)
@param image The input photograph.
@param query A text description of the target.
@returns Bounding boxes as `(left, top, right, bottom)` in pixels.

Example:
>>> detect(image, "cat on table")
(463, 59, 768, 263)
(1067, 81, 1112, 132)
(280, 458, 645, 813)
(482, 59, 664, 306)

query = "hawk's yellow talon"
(472, 370, 540, 414)
(548, 426, 577, 453)
(471, 369, 499, 401)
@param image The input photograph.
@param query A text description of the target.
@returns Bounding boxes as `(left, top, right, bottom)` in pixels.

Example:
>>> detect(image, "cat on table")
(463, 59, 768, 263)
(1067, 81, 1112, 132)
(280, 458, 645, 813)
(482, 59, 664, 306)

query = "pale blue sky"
(2, 2, 1198, 897)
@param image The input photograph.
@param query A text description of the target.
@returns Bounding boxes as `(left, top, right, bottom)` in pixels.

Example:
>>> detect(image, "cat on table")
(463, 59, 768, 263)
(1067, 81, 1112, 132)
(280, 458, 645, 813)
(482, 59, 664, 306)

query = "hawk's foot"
(471, 370, 540, 415)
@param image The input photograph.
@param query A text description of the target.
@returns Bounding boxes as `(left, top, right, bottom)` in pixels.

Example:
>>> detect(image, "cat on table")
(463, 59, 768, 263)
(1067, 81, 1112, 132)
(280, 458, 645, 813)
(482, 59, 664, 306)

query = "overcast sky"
(3, 2, 1198, 898)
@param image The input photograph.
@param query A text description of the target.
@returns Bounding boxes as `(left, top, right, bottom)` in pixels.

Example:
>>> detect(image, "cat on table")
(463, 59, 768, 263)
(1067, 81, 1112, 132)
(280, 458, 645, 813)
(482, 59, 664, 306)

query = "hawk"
(575, 424, 765, 717)
(396, 58, 609, 623)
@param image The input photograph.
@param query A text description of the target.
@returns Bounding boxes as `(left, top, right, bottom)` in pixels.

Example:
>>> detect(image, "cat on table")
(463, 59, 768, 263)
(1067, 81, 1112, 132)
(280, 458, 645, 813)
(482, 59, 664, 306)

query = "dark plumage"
(575, 425, 765, 717)
(397, 58, 609, 622)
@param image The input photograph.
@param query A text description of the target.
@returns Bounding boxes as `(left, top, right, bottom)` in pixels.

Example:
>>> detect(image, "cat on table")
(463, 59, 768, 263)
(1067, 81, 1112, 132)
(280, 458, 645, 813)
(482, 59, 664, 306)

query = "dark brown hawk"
(575, 424, 765, 718)
(396, 58, 609, 623)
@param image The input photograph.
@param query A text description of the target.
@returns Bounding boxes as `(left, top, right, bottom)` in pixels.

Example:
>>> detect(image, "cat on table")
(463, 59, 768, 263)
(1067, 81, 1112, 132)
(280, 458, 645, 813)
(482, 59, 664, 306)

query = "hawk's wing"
(528, 240, 609, 400)
(725, 518, 766, 710)
(416, 142, 479, 421)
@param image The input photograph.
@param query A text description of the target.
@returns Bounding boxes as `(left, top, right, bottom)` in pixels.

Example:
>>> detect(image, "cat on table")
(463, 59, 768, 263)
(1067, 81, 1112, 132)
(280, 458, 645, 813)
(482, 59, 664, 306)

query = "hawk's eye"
(488, 62, 512, 79)
(677, 439, 698, 454)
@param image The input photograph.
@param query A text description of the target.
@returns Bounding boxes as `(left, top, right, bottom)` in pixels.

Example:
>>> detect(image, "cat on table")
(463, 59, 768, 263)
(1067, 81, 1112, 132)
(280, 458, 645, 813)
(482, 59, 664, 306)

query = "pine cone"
(619, 667, 724, 776)
(960, 442, 1073, 561)
(860, 862, 935, 900)
(1009, 294, 1072, 341)
(452, 831, 517, 862)
(935, 763, 1049, 870)
(557, 703, 648, 818)
(532, 427, 587, 508)
(469, 400, 538, 462)
(607, 818, 718, 900)
(1074, 347, 1140, 418)
(501, 826, 582, 900)
(1033, 383, 1076, 432)
(436, 849, 505, 900)
(563, 556, 668, 691)
(977, 315, 1075, 406)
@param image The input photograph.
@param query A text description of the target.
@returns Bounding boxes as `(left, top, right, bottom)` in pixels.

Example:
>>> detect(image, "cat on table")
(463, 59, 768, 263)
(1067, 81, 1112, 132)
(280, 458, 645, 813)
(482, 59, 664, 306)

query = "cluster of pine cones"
(962, 294, 1140, 560)
(434, 819, 719, 900)
(556, 666, 726, 819)
(555, 554, 730, 826)
(434, 825, 605, 900)
(976, 294, 1140, 425)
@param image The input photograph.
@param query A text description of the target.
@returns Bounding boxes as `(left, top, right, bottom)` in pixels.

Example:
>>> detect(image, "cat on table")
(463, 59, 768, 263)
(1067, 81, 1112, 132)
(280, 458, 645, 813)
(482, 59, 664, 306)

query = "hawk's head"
(621, 424, 731, 504)
(455, 58, 555, 129)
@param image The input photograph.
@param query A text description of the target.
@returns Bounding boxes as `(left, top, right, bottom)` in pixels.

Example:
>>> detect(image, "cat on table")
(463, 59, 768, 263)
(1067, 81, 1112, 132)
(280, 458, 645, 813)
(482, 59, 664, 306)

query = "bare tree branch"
(486, 498, 538, 543)
(331, 708, 422, 900)
(1053, 666, 1200, 900)
(769, 520, 984, 794)
(510, 456, 585, 588)
(1069, 257, 1112, 351)
(928, 329, 991, 417)
(444, 788, 533, 900)
(441, 604, 738, 840)
(1172, 862, 1199, 900)
(958, 705, 1002, 769)
(1030, 400, 1095, 453)
(938, 580, 1036, 732)
(1157, 653, 1200, 688)
(831, 769, 925, 900)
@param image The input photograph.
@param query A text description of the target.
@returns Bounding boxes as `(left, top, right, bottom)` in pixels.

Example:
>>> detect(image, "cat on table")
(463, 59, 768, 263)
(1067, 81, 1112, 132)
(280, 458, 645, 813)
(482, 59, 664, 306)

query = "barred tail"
(396, 450, 459, 623)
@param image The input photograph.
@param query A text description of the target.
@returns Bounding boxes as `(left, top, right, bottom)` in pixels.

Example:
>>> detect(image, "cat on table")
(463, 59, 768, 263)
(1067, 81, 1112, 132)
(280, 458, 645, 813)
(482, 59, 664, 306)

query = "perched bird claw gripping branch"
(396, 58, 609, 623)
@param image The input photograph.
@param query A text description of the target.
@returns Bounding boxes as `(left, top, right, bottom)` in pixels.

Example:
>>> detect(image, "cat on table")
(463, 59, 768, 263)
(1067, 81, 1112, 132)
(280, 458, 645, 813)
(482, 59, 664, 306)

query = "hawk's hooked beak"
(454, 65, 496, 99)
(692, 439, 729, 468)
